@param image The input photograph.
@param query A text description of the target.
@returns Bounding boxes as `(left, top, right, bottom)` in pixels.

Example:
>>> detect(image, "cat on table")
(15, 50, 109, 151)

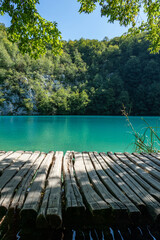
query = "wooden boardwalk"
(0, 150, 160, 237)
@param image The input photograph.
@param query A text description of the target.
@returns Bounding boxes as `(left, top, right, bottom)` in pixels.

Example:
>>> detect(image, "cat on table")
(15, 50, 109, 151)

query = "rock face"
(0, 74, 59, 115)
(0, 77, 39, 115)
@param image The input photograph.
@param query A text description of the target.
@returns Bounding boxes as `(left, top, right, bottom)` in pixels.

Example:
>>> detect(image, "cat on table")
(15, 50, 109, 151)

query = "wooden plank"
(142, 153, 160, 167)
(124, 152, 160, 192)
(37, 151, 63, 229)
(89, 152, 127, 212)
(133, 152, 160, 172)
(117, 153, 160, 200)
(127, 153, 160, 181)
(10, 152, 44, 212)
(150, 153, 160, 166)
(92, 152, 140, 217)
(0, 151, 25, 191)
(99, 152, 145, 210)
(7, 152, 43, 227)
(46, 151, 63, 228)
(0, 151, 5, 157)
(63, 151, 85, 217)
(0, 151, 15, 175)
(0, 152, 33, 217)
(108, 152, 160, 221)
(0, 151, 13, 161)
(21, 151, 54, 227)
(85, 152, 126, 216)
(74, 152, 111, 219)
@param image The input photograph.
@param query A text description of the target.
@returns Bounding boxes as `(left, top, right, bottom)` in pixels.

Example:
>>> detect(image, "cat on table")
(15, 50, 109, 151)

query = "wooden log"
(0, 151, 6, 157)
(46, 151, 63, 229)
(63, 151, 85, 222)
(92, 152, 140, 218)
(0, 151, 20, 175)
(124, 152, 160, 192)
(116, 153, 160, 200)
(85, 152, 127, 218)
(0, 151, 25, 191)
(100, 152, 145, 211)
(36, 151, 63, 229)
(0, 152, 33, 217)
(150, 153, 160, 165)
(141, 153, 160, 167)
(7, 152, 42, 226)
(9, 152, 43, 212)
(21, 151, 54, 228)
(128, 153, 160, 181)
(133, 152, 160, 172)
(108, 152, 160, 222)
(74, 152, 111, 225)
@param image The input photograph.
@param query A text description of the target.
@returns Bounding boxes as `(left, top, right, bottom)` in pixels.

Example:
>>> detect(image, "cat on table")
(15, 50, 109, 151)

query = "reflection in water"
(147, 226, 157, 240)
(72, 230, 76, 240)
(16, 231, 20, 240)
(137, 227, 143, 236)
(110, 227, 115, 240)
(118, 229, 124, 240)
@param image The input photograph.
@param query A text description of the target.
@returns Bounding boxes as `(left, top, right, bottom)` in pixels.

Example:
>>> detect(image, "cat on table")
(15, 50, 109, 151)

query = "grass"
(122, 106, 160, 153)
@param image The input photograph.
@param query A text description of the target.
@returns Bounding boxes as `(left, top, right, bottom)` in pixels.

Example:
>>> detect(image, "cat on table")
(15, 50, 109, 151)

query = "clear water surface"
(0, 116, 160, 153)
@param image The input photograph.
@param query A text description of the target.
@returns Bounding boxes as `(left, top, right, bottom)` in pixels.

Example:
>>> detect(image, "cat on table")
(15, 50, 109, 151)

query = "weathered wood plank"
(0, 151, 25, 191)
(108, 152, 160, 222)
(37, 151, 63, 229)
(133, 153, 160, 172)
(124, 152, 160, 192)
(100, 152, 145, 210)
(0, 152, 33, 217)
(46, 151, 63, 229)
(0, 151, 6, 157)
(74, 152, 111, 222)
(127, 153, 160, 181)
(89, 153, 127, 212)
(141, 153, 160, 167)
(150, 153, 160, 166)
(9, 151, 43, 212)
(85, 152, 126, 217)
(0, 151, 18, 175)
(116, 153, 160, 201)
(21, 151, 54, 227)
(63, 151, 85, 218)
(92, 152, 140, 218)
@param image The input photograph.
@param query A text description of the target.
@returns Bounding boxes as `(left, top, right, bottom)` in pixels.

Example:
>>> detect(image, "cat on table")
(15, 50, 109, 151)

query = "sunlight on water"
(1, 116, 160, 152)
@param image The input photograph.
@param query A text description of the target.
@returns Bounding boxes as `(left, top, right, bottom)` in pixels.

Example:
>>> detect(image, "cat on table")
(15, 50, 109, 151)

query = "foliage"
(0, 1, 62, 58)
(78, 0, 160, 53)
(0, 0, 160, 57)
(0, 25, 160, 115)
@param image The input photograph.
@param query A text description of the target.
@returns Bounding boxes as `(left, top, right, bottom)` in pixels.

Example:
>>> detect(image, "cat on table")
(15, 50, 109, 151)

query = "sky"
(0, 0, 144, 41)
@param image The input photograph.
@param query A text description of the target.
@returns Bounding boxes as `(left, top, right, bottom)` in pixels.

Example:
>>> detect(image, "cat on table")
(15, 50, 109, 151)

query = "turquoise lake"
(0, 116, 160, 153)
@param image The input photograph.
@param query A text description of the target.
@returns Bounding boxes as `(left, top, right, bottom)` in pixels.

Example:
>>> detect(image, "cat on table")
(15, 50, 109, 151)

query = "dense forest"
(0, 23, 160, 116)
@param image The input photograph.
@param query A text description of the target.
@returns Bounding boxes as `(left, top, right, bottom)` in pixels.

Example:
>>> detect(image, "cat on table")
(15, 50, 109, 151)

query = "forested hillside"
(0, 23, 160, 115)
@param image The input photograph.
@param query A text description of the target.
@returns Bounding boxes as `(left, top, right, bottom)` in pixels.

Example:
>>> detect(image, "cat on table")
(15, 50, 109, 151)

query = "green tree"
(78, 0, 160, 53)
(0, 2, 62, 58)
(1, 0, 159, 57)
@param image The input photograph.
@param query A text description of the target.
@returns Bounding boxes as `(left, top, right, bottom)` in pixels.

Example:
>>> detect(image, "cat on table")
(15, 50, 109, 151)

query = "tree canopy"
(0, 25, 160, 116)
(0, 0, 160, 57)
(78, 0, 160, 54)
